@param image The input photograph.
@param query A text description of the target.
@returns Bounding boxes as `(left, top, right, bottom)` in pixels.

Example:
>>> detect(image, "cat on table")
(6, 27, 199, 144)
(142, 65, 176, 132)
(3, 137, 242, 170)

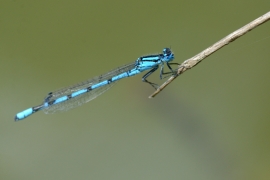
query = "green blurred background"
(1, 1, 270, 180)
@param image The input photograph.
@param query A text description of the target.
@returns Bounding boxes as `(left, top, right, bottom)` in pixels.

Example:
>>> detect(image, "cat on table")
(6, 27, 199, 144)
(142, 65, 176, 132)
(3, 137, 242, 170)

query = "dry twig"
(149, 11, 270, 98)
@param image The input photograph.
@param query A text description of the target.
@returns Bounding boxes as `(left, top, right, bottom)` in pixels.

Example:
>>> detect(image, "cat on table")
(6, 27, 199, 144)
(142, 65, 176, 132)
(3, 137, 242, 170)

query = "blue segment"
(91, 80, 109, 89)
(15, 108, 33, 121)
(14, 48, 175, 121)
(44, 102, 49, 108)
(111, 72, 129, 81)
(71, 89, 88, 97)
(54, 96, 68, 104)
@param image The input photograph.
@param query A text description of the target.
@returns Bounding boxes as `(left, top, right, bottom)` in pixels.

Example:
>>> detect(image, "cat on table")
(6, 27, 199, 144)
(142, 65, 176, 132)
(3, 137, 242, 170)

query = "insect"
(15, 48, 176, 121)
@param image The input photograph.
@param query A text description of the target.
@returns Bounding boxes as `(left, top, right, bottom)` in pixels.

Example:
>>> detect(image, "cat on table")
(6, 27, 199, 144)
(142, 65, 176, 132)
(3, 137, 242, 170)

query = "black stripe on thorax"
(140, 54, 163, 62)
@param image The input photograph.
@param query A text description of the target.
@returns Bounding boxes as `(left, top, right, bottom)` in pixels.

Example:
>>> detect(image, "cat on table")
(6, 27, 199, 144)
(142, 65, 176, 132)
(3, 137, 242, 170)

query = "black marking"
(14, 115, 19, 121)
(48, 100, 55, 106)
(141, 59, 160, 62)
(140, 56, 162, 62)
(32, 107, 38, 112)
(67, 94, 72, 99)
(87, 86, 92, 91)
(33, 104, 43, 112)
(142, 55, 161, 58)
(107, 78, 112, 84)
(126, 71, 130, 77)
(44, 92, 53, 102)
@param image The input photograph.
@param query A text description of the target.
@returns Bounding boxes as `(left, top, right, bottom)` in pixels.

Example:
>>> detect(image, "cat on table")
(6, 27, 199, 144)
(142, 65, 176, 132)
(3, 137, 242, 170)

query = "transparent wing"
(43, 62, 136, 114)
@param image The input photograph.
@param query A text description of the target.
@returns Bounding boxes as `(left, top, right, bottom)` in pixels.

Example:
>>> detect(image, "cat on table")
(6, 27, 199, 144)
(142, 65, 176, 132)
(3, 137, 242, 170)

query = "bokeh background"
(1, 1, 270, 180)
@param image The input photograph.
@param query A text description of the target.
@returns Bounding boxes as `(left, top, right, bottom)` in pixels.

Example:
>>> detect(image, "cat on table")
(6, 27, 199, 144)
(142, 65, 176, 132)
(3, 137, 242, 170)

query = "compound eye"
(163, 48, 171, 55)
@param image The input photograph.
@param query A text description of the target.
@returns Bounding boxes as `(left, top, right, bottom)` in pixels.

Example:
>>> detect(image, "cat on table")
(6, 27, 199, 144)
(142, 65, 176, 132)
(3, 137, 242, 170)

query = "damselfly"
(15, 48, 177, 121)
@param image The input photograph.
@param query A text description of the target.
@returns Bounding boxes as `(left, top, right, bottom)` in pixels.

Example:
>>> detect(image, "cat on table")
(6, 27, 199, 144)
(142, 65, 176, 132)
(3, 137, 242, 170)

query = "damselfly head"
(163, 48, 172, 56)
(161, 48, 174, 62)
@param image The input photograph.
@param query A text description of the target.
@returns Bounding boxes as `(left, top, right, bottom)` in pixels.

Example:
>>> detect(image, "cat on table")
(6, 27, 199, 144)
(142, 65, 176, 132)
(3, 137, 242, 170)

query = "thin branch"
(149, 11, 270, 98)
